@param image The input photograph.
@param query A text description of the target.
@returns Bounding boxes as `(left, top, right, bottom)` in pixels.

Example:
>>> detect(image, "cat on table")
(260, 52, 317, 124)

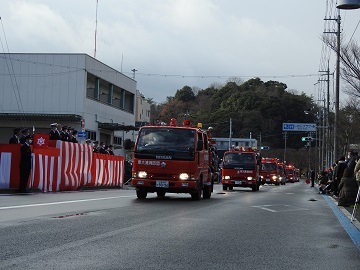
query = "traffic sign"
(77, 131, 87, 140)
(282, 123, 316, 132)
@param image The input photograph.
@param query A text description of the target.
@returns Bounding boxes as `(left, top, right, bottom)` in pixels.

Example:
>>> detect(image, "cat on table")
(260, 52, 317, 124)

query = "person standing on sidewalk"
(338, 168, 358, 207)
(18, 135, 32, 193)
(310, 169, 315, 187)
(333, 156, 347, 197)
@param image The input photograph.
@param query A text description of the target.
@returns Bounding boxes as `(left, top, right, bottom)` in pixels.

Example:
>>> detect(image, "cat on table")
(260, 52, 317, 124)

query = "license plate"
(235, 181, 241, 185)
(156, 180, 169, 188)
(248, 181, 252, 185)
(266, 179, 270, 182)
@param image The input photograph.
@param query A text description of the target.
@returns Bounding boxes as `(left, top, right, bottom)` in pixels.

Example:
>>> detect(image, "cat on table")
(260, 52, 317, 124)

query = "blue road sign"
(77, 131, 87, 139)
(282, 123, 316, 132)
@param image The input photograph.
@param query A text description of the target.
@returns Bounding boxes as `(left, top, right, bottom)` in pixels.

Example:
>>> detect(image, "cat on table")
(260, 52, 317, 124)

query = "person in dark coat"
(49, 123, 61, 140)
(19, 128, 30, 144)
(108, 145, 115, 155)
(70, 130, 78, 143)
(333, 156, 347, 196)
(60, 126, 70, 141)
(338, 168, 358, 207)
(310, 169, 315, 187)
(99, 142, 107, 154)
(19, 135, 32, 193)
(9, 128, 21, 144)
(93, 141, 99, 153)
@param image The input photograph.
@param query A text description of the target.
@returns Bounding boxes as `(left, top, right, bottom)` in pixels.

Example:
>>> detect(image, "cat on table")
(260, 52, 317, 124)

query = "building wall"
(0, 53, 137, 155)
(0, 53, 86, 114)
(135, 90, 151, 124)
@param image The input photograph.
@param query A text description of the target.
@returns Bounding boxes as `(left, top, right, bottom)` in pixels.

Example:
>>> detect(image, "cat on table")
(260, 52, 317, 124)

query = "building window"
(86, 130, 97, 140)
(114, 136, 122, 146)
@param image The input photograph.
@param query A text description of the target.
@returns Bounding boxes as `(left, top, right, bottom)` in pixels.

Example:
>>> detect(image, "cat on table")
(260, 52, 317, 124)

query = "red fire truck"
(260, 158, 281, 186)
(221, 147, 261, 191)
(284, 164, 295, 183)
(131, 118, 214, 200)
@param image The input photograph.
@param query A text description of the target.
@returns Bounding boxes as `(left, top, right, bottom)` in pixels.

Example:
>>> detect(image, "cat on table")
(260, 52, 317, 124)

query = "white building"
(135, 90, 151, 127)
(0, 53, 137, 156)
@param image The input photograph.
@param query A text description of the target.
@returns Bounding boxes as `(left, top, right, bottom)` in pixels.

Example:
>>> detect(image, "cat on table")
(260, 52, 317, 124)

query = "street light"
(337, 0, 360, 9)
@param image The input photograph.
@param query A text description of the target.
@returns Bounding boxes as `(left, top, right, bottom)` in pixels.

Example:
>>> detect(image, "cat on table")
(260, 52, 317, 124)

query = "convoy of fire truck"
(131, 117, 300, 198)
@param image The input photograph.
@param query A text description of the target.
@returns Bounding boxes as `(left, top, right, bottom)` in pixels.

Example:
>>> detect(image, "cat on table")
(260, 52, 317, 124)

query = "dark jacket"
(338, 176, 358, 206)
(49, 130, 61, 140)
(9, 135, 20, 144)
(20, 143, 32, 170)
(334, 161, 347, 182)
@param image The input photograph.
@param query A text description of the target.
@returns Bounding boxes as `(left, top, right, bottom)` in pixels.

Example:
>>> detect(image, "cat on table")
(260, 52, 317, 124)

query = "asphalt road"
(0, 181, 359, 270)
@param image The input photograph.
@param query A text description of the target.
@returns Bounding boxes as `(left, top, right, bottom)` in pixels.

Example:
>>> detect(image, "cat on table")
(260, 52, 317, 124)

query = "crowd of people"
(87, 140, 115, 155)
(317, 151, 360, 207)
(49, 123, 78, 143)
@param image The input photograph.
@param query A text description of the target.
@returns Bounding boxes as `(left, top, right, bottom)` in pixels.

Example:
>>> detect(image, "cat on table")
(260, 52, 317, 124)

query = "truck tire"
(229, 186, 233, 191)
(222, 185, 227, 191)
(191, 188, 202, 200)
(203, 185, 211, 199)
(156, 191, 166, 197)
(136, 190, 147, 199)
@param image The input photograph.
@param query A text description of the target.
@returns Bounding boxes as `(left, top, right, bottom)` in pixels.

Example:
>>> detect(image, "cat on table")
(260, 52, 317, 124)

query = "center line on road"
(0, 195, 132, 210)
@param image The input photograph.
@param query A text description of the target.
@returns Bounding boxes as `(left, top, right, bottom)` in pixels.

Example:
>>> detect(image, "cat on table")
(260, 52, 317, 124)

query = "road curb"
(327, 195, 360, 231)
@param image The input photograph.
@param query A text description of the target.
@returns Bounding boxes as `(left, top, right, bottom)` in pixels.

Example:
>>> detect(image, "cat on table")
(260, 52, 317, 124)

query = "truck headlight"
(247, 176, 253, 180)
(224, 175, 231, 180)
(137, 171, 148, 178)
(179, 173, 190, 180)
(272, 176, 277, 180)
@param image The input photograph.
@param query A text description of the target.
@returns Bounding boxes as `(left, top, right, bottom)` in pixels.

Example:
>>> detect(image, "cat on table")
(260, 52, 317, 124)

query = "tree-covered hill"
(150, 78, 317, 150)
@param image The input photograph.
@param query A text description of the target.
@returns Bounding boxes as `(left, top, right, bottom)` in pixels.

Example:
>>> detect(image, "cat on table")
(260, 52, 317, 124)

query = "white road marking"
(0, 195, 132, 210)
(252, 205, 278, 212)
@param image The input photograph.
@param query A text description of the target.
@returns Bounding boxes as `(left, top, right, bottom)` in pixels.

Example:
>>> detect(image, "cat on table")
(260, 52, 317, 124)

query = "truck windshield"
(262, 163, 277, 171)
(223, 152, 255, 169)
(135, 128, 195, 160)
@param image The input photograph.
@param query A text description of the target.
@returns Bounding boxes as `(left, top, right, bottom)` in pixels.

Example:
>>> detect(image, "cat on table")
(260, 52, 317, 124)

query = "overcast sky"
(1, 0, 359, 104)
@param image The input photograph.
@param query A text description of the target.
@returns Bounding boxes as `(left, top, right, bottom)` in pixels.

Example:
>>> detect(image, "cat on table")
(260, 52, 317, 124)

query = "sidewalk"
(323, 191, 360, 231)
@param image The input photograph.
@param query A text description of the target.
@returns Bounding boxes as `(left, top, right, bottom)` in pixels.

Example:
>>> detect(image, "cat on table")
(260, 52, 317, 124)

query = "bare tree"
(322, 35, 360, 99)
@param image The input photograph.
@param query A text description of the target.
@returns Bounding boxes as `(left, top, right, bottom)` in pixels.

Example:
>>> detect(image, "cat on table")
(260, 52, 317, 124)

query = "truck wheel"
(222, 185, 227, 191)
(191, 188, 202, 200)
(136, 190, 147, 199)
(252, 186, 257, 191)
(203, 185, 211, 199)
(156, 191, 166, 197)
(229, 186, 233, 191)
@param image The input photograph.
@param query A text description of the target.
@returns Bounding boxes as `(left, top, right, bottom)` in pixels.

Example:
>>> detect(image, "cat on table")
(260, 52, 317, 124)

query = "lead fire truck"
(221, 147, 261, 191)
(131, 118, 215, 200)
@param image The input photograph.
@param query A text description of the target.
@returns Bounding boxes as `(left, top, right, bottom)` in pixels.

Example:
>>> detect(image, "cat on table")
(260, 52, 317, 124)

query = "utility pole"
(283, 132, 287, 163)
(229, 118, 232, 150)
(324, 11, 341, 163)
(319, 62, 331, 169)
